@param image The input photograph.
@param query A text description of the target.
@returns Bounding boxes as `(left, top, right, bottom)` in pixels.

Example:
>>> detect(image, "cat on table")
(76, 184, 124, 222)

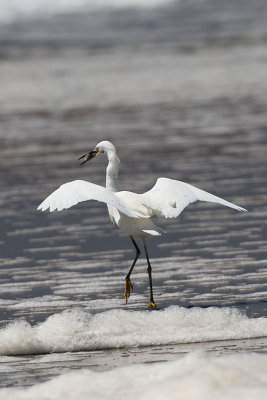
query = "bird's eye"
(101, 150, 105, 154)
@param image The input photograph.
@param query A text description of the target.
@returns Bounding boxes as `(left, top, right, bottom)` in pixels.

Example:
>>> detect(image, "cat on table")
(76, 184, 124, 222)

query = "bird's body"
(38, 141, 247, 307)
(109, 201, 164, 238)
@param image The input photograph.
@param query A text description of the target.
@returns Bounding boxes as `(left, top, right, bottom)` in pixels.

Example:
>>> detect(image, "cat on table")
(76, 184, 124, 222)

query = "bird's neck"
(106, 151, 120, 192)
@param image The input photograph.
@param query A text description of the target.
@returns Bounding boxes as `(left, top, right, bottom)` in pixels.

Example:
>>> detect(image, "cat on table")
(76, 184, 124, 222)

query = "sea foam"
(0, 352, 267, 400)
(0, 306, 266, 355)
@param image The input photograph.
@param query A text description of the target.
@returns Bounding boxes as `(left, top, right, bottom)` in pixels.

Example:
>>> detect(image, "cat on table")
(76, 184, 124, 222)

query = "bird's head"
(78, 141, 116, 166)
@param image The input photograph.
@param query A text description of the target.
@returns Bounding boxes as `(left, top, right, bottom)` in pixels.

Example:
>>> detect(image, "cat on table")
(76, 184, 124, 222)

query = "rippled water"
(0, 0, 267, 396)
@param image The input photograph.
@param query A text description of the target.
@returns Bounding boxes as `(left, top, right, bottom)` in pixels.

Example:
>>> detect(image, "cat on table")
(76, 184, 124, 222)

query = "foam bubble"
(0, 306, 266, 356)
(0, 352, 267, 400)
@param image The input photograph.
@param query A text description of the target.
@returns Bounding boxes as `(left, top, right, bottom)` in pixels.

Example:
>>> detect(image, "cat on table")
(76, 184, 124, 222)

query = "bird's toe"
(147, 301, 157, 309)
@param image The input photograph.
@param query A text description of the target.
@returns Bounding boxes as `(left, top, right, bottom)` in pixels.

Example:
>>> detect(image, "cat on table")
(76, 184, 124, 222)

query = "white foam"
(0, 306, 266, 356)
(0, 0, 170, 24)
(1, 352, 267, 400)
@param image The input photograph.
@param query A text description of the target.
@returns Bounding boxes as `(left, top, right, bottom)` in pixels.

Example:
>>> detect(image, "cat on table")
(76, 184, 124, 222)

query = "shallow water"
(0, 0, 267, 396)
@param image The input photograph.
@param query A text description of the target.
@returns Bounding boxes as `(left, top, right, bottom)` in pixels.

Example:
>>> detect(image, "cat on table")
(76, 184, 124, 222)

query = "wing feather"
(142, 177, 247, 218)
(37, 180, 142, 218)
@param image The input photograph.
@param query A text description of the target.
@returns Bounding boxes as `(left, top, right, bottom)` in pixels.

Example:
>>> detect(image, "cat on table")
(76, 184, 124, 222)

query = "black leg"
(124, 236, 140, 303)
(126, 236, 141, 279)
(144, 242, 156, 308)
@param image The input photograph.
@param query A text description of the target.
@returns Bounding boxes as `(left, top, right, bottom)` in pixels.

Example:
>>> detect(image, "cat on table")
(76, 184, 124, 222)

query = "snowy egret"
(38, 141, 247, 308)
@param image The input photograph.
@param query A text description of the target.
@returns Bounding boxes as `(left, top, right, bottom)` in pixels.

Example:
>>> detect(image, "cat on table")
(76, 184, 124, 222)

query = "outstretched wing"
(142, 177, 247, 218)
(37, 180, 143, 218)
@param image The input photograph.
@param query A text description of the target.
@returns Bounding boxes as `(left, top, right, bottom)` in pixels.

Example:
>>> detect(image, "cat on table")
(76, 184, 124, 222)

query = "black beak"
(78, 150, 98, 166)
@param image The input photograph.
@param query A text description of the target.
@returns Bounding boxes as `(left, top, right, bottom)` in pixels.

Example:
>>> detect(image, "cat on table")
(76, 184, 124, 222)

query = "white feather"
(142, 177, 247, 218)
(38, 180, 146, 219)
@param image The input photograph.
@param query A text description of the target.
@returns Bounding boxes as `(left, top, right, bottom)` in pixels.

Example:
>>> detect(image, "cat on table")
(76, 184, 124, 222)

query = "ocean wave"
(0, 306, 266, 356)
(1, 351, 267, 400)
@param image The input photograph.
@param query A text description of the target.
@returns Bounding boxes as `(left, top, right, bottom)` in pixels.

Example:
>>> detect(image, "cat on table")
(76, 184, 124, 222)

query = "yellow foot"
(147, 301, 157, 309)
(124, 278, 133, 304)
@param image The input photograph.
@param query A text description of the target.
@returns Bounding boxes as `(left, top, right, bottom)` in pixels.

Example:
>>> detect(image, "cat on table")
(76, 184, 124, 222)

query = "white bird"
(38, 140, 247, 308)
